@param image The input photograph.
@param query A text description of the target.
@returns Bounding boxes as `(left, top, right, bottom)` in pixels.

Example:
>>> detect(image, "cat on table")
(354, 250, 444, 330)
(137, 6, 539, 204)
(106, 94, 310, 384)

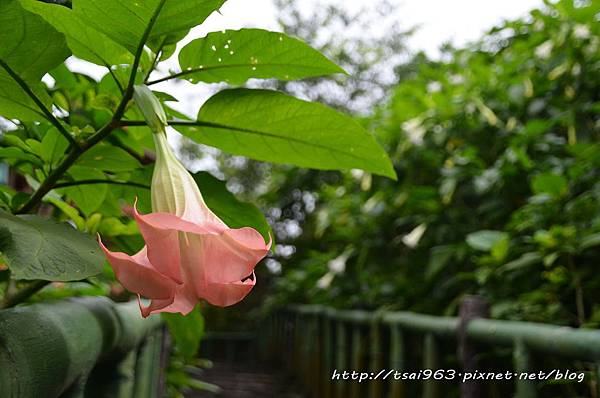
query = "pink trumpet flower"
(99, 86, 271, 317)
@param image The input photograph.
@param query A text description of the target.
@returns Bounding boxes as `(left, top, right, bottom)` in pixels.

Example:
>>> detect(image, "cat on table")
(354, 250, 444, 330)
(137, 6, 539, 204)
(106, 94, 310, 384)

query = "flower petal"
(133, 207, 184, 283)
(203, 274, 256, 307)
(178, 228, 268, 293)
(138, 284, 197, 317)
(134, 206, 223, 235)
(223, 227, 272, 251)
(203, 227, 270, 283)
(138, 295, 175, 318)
(99, 238, 176, 300)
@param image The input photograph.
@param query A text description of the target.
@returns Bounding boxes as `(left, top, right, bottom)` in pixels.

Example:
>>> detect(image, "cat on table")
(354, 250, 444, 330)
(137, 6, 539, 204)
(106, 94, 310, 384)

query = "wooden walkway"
(187, 360, 304, 398)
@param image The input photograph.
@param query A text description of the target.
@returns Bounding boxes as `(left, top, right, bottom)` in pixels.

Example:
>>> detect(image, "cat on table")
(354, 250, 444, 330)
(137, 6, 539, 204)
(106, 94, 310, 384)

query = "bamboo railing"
(0, 297, 165, 398)
(265, 296, 600, 398)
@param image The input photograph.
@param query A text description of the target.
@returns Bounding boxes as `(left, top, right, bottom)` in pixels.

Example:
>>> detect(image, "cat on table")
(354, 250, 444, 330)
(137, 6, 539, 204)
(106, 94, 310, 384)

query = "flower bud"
(133, 85, 167, 134)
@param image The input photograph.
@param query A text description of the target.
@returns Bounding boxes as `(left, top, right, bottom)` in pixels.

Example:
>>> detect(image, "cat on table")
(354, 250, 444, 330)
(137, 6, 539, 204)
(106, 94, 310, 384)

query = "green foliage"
(0, 0, 69, 120)
(184, 88, 396, 178)
(264, 0, 600, 327)
(0, 3, 396, 394)
(0, 0, 390, 283)
(466, 230, 508, 252)
(21, 0, 133, 67)
(73, 0, 226, 54)
(162, 307, 204, 361)
(0, 210, 104, 281)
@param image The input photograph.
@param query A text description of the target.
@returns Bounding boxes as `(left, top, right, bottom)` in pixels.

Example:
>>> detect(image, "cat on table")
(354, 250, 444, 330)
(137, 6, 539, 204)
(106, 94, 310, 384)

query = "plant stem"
(0, 280, 50, 309)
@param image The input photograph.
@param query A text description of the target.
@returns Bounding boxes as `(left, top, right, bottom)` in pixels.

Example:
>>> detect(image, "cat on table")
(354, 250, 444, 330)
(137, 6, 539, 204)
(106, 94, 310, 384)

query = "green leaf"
(580, 233, 600, 251)
(498, 252, 543, 274)
(466, 230, 508, 251)
(193, 172, 271, 241)
(426, 245, 454, 280)
(0, 0, 69, 81)
(491, 236, 510, 262)
(177, 29, 345, 85)
(0, 210, 104, 281)
(74, 0, 226, 54)
(0, 147, 42, 166)
(531, 173, 568, 197)
(180, 89, 396, 178)
(162, 307, 204, 360)
(47, 197, 86, 230)
(40, 128, 69, 166)
(21, 0, 133, 67)
(0, 75, 54, 121)
(77, 144, 141, 172)
(0, 0, 69, 120)
(56, 166, 108, 215)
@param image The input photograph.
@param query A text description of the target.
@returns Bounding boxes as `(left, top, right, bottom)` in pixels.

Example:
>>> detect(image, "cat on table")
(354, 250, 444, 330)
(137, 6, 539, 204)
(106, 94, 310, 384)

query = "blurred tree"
(265, 0, 414, 114)
(261, 0, 600, 329)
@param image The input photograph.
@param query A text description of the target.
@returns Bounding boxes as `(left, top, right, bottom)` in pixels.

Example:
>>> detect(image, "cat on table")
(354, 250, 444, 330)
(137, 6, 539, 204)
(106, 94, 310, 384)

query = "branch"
(107, 136, 155, 165)
(16, 0, 167, 214)
(0, 59, 79, 148)
(0, 280, 50, 309)
(54, 179, 149, 189)
(17, 147, 80, 214)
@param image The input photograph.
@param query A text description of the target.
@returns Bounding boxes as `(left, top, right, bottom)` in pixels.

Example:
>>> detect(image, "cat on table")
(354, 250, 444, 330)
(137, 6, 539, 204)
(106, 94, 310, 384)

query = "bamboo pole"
(0, 297, 161, 397)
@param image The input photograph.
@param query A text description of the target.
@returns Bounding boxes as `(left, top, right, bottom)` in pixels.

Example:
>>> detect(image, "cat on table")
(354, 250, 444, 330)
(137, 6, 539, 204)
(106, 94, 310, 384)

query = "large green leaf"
(21, 0, 133, 67)
(179, 89, 396, 178)
(193, 172, 271, 241)
(177, 29, 344, 85)
(0, 0, 69, 120)
(73, 0, 226, 54)
(0, 210, 104, 281)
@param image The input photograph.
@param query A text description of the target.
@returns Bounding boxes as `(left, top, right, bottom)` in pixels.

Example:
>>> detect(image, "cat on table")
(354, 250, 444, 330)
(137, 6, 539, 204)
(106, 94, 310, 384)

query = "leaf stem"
(0, 59, 79, 148)
(144, 38, 167, 84)
(0, 280, 50, 309)
(15, 0, 167, 215)
(54, 179, 149, 189)
(146, 64, 243, 85)
(105, 62, 125, 95)
(120, 119, 219, 128)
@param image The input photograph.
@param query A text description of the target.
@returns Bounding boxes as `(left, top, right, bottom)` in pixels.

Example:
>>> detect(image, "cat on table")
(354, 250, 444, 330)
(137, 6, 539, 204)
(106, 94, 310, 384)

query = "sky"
(194, 0, 544, 57)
